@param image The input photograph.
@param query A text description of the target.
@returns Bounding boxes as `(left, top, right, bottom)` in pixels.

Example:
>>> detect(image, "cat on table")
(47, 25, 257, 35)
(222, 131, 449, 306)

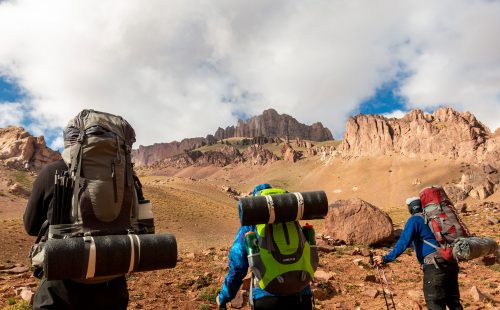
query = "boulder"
(230, 290, 247, 309)
(8, 183, 30, 197)
(242, 144, 278, 165)
(483, 164, 497, 174)
(283, 147, 299, 163)
(469, 181, 494, 200)
(19, 287, 34, 304)
(362, 288, 379, 298)
(469, 286, 487, 302)
(314, 270, 334, 282)
(323, 198, 393, 245)
(443, 185, 468, 203)
(406, 289, 424, 302)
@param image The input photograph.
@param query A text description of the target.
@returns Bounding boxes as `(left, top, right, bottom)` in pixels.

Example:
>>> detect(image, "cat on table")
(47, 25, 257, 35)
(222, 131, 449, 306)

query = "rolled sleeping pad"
(238, 191, 328, 226)
(44, 233, 177, 280)
(453, 236, 498, 261)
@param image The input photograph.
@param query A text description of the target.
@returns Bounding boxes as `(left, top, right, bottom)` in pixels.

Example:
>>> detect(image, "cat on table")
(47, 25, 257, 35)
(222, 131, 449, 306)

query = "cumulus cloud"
(382, 110, 407, 119)
(0, 0, 499, 146)
(0, 102, 24, 127)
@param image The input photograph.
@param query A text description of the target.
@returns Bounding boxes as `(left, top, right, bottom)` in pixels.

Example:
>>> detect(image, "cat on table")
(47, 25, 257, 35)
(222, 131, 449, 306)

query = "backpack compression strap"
(70, 129, 85, 223)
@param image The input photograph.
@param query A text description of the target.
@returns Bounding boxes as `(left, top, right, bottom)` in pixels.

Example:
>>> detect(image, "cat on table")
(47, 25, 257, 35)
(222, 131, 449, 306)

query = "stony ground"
(0, 163, 499, 310)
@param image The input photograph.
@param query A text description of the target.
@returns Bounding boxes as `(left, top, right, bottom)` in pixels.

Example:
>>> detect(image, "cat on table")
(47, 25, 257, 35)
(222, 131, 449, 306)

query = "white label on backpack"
(86, 237, 96, 279)
(293, 192, 305, 221)
(264, 195, 275, 223)
(134, 234, 141, 264)
(127, 234, 135, 273)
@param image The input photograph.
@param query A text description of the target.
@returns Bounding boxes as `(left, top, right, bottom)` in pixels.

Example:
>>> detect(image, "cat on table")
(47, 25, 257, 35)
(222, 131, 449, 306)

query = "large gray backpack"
(57, 109, 139, 236)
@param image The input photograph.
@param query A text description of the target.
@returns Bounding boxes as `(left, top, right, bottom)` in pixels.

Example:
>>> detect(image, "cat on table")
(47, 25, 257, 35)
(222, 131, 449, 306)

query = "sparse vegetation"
(5, 300, 30, 310)
(198, 304, 211, 310)
(11, 170, 33, 190)
(198, 287, 218, 302)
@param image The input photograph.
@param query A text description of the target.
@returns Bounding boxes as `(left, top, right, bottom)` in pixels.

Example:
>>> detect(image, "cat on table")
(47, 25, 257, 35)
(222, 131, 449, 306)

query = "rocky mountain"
(148, 145, 278, 169)
(341, 108, 499, 164)
(133, 109, 333, 166)
(0, 126, 60, 170)
(214, 109, 333, 141)
(132, 136, 216, 167)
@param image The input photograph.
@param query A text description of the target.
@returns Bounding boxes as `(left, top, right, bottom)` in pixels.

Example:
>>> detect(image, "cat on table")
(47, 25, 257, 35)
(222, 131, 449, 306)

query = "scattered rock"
(283, 147, 299, 163)
(469, 181, 494, 200)
(456, 202, 468, 213)
(241, 274, 251, 291)
(315, 270, 334, 282)
(323, 198, 393, 245)
(8, 183, 30, 197)
(362, 288, 379, 298)
(470, 285, 487, 302)
(364, 275, 377, 283)
(19, 287, 34, 304)
(443, 185, 468, 203)
(317, 245, 336, 253)
(483, 164, 497, 174)
(406, 289, 424, 301)
(2, 266, 29, 274)
(185, 252, 195, 259)
(230, 290, 247, 309)
(408, 300, 422, 310)
(486, 217, 499, 225)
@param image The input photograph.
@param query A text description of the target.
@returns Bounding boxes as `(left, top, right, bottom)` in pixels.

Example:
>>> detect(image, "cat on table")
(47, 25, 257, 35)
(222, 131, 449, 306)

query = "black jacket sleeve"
(23, 159, 68, 236)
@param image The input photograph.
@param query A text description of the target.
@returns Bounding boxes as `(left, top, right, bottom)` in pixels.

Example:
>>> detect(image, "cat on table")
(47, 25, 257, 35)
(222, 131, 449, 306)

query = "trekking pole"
(379, 267, 396, 309)
(369, 254, 391, 310)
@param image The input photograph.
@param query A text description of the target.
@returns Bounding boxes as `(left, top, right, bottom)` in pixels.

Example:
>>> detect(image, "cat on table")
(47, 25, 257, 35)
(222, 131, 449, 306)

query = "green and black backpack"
(249, 188, 318, 295)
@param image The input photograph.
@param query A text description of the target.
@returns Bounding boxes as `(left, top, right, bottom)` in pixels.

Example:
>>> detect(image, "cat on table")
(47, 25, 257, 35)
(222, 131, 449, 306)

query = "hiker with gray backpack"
(24, 110, 177, 310)
(374, 186, 498, 310)
(217, 183, 328, 309)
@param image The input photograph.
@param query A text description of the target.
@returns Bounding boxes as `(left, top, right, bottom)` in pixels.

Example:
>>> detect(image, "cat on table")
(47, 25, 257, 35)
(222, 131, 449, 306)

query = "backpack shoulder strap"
(35, 220, 50, 244)
(422, 238, 440, 249)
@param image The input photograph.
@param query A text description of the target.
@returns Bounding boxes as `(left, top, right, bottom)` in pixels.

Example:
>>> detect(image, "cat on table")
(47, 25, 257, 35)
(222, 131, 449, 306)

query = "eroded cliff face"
(341, 108, 498, 164)
(214, 109, 333, 141)
(0, 126, 61, 170)
(132, 137, 209, 167)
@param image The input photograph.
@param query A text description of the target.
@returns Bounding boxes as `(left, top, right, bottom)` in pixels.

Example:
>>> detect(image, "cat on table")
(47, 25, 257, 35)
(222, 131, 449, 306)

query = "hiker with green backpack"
(217, 183, 328, 310)
(373, 189, 464, 310)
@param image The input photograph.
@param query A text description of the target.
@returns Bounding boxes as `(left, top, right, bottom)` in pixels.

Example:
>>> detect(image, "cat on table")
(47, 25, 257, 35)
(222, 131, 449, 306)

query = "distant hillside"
(214, 108, 333, 141)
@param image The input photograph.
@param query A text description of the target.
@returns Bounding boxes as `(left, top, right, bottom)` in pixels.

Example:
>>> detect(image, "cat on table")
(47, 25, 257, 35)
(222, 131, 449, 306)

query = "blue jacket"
(218, 225, 311, 304)
(383, 214, 439, 264)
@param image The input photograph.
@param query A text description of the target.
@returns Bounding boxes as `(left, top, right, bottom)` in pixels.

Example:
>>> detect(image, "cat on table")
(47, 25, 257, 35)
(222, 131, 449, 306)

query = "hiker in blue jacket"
(216, 183, 313, 310)
(373, 197, 463, 310)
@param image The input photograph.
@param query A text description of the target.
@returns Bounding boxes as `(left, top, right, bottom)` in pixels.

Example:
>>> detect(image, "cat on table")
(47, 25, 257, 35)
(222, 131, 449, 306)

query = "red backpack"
(419, 186, 471, 261)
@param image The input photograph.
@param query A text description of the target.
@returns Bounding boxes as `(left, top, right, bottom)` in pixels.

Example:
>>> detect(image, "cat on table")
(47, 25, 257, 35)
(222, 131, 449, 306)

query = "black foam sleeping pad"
(44, 233, 177, 280)
(238, 191, 328, 226)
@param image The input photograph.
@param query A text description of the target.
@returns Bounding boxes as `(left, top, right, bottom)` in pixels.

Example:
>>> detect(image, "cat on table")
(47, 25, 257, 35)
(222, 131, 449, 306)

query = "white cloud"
(0, 0, 499, 146)
(0, 102, 24, 127)
(382, 110, 407, 119)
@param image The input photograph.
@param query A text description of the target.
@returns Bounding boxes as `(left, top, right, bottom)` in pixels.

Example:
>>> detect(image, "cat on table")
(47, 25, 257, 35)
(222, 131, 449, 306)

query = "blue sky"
(1, 0, 499, 149)
(0, 77, 21, 103)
